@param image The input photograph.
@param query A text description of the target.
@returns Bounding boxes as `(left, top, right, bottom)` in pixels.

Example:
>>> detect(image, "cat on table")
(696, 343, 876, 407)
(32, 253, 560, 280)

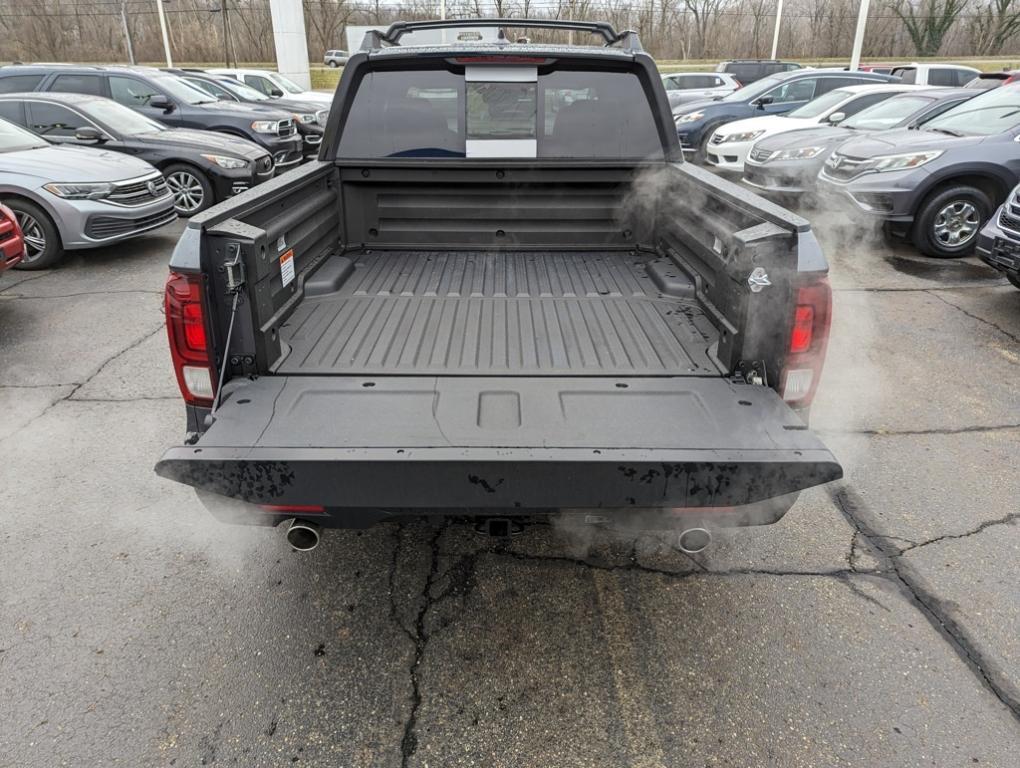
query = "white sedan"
(706, 84, 924, 173)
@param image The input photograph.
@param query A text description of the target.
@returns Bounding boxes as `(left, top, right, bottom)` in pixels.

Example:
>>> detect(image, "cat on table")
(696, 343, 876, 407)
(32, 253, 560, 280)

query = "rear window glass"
(338, 68, 663, 160)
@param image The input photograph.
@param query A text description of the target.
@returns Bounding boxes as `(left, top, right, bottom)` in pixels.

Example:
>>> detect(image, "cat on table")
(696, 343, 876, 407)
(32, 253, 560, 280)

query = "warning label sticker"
(280, 249, 295, 287)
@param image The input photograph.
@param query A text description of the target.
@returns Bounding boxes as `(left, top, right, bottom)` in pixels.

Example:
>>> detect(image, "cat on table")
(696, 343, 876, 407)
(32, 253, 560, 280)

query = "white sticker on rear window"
(280, 248, 295, 287)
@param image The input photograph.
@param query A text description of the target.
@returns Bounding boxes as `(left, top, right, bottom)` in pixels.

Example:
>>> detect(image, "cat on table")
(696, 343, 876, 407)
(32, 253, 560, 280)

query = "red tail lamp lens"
(790, 305, 815, 354)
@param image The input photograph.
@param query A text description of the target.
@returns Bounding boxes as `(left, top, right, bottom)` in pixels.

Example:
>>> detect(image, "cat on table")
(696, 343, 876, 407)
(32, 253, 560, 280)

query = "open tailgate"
(155, 376, 842, 510)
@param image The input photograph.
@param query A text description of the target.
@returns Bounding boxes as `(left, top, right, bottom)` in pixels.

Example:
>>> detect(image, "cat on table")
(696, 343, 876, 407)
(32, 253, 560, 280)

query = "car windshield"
(80, 99, 166, 136)
(722, 75, 784, 102)
(923, 86, 1020, 135)
(217, 78, 271, 101)
(267, 73, 305, 95)
(787, 89, 852, 119)
(153, 75, 217, 105)
(0, 117, 48, 152)
(842, 95, 933, 130)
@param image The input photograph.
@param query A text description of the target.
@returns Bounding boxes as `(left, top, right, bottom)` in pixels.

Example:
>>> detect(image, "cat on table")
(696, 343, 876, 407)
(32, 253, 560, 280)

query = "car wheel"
(911, 185, 992, 258)
(328, 61, 338, 68)
(1007, 272, 1020, 291)
(7, 200, 63, 270)
(164, 164, 213, 216)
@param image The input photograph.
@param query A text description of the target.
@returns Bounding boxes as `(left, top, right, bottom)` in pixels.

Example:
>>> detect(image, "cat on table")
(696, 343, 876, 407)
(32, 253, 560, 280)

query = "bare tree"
(889, 0, 969, 56)
(968, 0, 1020, 53)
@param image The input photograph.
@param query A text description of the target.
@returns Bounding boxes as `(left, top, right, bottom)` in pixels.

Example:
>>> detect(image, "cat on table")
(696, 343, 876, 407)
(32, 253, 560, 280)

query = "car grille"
(85, 207, 176, 240)
(273, 150, 302, 170)
(278, 118, 296, 138)
(998, 194, 1020, 233)
(255, 155, 274, 177)
(748, 146, 774, 164)
(821, 153, 869, 182)
(108, 173, 171, 207)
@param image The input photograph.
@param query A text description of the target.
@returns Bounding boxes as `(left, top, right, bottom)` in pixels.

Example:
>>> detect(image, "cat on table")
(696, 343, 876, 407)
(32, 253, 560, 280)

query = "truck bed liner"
(277, 249, 721, 376)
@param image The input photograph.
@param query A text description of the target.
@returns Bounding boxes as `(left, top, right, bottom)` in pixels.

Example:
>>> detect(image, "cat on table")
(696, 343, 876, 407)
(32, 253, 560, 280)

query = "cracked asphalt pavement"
(1, 218, 1019, 766)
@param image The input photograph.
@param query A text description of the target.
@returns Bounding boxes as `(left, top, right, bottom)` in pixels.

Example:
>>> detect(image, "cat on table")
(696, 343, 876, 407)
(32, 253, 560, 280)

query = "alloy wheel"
(166, 171, 205, 214)
(14, 211, 46, 264)
(933, 200, 980, 247)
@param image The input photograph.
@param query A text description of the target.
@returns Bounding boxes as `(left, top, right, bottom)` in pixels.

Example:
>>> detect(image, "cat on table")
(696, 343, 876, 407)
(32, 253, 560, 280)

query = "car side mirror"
(270, 88, 284, 98)
(755, 95, 774, 109)
(828, 111, 846, 124)
(149, 94, 173, 112)
(74, 126, 106, 143)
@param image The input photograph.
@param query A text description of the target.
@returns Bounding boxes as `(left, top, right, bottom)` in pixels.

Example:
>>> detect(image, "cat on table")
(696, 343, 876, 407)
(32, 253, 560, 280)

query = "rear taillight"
(781, 277, 832, 407)
(165, 271, 215, 406)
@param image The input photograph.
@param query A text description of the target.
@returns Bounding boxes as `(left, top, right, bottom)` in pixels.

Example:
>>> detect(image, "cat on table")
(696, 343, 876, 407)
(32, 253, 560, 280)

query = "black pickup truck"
(155, 19, 842, 548)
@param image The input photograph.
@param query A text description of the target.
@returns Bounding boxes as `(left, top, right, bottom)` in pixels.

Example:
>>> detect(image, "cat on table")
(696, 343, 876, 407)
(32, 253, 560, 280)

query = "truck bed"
(276, 249, 722, 376)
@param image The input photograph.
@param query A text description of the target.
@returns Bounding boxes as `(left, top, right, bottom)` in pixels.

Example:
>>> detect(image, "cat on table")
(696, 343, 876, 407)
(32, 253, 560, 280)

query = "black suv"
(0, 92, 272, 215)
(171, 70, 326, 158)
(716, 59, 802, 85)
(0, 65, 304, 172)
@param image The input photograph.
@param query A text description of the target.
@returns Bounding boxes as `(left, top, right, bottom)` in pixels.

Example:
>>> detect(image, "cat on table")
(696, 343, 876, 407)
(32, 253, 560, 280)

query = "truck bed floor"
(277, 250, 720, 376)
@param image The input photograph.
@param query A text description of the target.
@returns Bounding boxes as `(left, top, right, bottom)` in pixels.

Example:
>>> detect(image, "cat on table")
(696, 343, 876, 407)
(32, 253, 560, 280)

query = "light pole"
(849, 0, 872, 70)
(770, 0, 784, 59)
(155, 0, 173, 67)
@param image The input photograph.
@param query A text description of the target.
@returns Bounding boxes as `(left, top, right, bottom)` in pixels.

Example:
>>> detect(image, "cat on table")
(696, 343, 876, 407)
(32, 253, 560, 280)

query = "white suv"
(206, 68, 332, 106)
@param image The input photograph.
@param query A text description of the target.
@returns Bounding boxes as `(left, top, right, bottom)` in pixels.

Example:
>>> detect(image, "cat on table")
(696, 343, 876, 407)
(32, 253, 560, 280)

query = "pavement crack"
(0, 324, 164, 446)
(1, 289, 163, 300)
(898, 512, 1020, 555)
(927, 290, 1020, 345)
(830, 484, 1020, 721)
(400, 522, 446, 768)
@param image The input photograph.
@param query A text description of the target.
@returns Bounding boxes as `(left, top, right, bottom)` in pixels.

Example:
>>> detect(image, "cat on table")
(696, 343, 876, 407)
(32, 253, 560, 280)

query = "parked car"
(0, 117, 175, 269)
(154, 18, 842, 544)
(890, 63, 980, 87)
(323, 50, 349, 68)
(205, 68, 332, 107)
(743, 88, 974, 197)
(0, 202, 26, 273)
(706, 83, 919, 173)
(715, 59, 801, 85)
(0, 93, 273, 215)
(171, 70, 326, 159)
(661, 72, 739, 109)
(818, 84, 1020, 258)
(674, 69, 896, 160)
(976, 182, 1020, 289)
(0, 65, 305, 173)
(963, 72, 1011, 90)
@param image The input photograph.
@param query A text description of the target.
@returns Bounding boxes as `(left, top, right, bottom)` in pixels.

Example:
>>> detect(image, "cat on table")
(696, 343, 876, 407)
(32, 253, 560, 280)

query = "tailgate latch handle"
(747, 267, 771, 293)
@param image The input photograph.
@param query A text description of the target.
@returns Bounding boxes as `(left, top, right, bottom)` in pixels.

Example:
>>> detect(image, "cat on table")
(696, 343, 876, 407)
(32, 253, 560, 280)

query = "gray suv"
(323, 50, 349, 68)
(818, 84, 1020, 258)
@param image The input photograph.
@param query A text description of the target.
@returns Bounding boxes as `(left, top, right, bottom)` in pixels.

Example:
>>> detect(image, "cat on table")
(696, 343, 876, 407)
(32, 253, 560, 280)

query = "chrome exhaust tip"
(677, 527, 712, 554)
(286, 519, 321, 552)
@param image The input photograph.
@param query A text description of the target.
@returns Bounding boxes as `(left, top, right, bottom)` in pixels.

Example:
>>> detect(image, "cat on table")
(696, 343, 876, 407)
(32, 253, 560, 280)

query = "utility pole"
(155, 0, 173, 67)
(849, 0, 872, 70)
(220, 0, 234, 66)
(770, 0, 784, 59)
(120, 2, 136, 65)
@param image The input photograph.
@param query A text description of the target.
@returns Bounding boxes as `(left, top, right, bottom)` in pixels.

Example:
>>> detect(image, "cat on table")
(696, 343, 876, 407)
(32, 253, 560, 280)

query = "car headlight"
(773, 146, 826, 161)
(720, 130, 765, 143)
(675, 111, 704, 125)
(201, 154, 249, 170)
(868, 151, 943, 173)
(250, 120, 282, 134)
(43, 182, 114, 200)
(293, 113, 316, 124)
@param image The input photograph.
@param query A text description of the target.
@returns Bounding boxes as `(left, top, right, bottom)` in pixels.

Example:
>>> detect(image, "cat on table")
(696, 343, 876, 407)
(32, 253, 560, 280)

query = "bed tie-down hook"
(747, 267, 771, 293)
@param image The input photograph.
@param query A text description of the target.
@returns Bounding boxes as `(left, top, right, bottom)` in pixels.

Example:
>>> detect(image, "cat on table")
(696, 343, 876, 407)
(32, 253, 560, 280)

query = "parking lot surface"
(1, 215, 1018, 766)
